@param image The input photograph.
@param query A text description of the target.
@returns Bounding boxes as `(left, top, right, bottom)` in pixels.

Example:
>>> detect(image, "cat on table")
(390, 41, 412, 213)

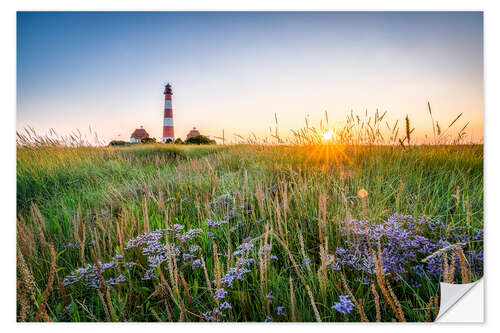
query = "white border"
(3, 1, 498, 331)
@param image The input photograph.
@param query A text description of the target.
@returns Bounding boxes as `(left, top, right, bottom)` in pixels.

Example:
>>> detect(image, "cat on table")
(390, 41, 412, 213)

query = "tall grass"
(16, 108, 483, 322)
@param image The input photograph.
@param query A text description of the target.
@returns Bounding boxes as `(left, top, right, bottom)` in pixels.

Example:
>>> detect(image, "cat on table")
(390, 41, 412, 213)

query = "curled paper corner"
(435, 278, 484, 322)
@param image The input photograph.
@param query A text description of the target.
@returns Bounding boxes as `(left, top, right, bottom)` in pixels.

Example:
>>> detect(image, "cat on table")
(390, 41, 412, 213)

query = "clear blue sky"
(17, 12, 483, 143)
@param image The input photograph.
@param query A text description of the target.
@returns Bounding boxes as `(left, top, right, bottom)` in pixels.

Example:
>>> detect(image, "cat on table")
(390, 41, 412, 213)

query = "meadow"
(16, 113, 483, 322)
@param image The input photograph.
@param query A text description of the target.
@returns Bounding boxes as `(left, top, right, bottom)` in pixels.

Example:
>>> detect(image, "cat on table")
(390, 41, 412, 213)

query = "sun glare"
(322, 130, 333, 142)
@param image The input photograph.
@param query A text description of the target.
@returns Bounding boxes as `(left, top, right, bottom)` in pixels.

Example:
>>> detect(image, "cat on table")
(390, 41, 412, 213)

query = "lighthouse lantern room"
(162, 83, 175, 143)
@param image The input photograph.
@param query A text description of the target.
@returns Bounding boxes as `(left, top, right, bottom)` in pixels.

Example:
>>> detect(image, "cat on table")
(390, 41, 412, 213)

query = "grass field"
(16, 139, 483, 322)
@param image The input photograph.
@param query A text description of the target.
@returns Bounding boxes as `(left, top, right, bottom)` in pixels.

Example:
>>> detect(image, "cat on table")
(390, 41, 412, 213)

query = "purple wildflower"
(202, 311, 215, 322)
(206, 219, 228, 227)
(215, 288, 228, 300)
(142, 269, 156, 281)
(219, 301, 232, 310)
(122, 262, 136, 268)
(191, 259, 203, 269)
(332, 295, 354, 315)
(276, 306, 286, 316)
(302, 257, 312, 268)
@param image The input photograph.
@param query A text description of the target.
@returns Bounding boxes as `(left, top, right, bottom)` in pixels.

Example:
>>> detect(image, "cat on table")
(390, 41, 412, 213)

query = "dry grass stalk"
(143, 198, 150, 233)
(157, 266, 175, 301)
(169, 244, 180, 295)
(58, 280, 68, 307)
(200, 257, 214, 299)
(448, 252, 457, 283)
(370, 283, 381, 322)
(17, 217, 36, 259)
(466, 194, 471, 233)
(179, 272, 192, 307)
(16, 247, 38, 303)
(340, 272, 367, 322)
(396, 174, 405, 207)
(72, 206, 86, 266)
(433, 294, 439, 317)
(97, 291, 111, 322)
(106, 287, 118, 321)
(93, 228, 102, 259)
(424, 301, 431, 322)
(178, 301, 186, 322)
(456, 246, 470, 284)
(385, 280, 405, 323)
(116, 220, 125, 255)
(421, 242, 467, 263)
(212, 242, 221, 291)
(34, 243, 56, 322)
(163, 300, 173, 322)
(442, 254, 450, 283)
(31, 204, 49, 247)
(271, 231, 321, 322)
(240, 291, 248, 321)
(318, 192, 327, 246)
(17, 280, 28, 322)
(289, 277, 297, 321)
(275, 194, 285, 241)
(372, 241, 406, 322)
(151, 308, 161, 321)
(298, 231, 307, 260)
(91, 249, 111, 322)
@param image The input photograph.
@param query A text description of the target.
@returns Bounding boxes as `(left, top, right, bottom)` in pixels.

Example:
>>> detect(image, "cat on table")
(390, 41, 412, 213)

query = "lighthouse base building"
(162, 83, 175, 143)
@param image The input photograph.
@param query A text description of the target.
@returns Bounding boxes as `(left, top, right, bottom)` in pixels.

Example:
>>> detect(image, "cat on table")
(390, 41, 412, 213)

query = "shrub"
(185, 135, 216, 145)
(141, 137, 157, 144)
(108, 140, 129, 146)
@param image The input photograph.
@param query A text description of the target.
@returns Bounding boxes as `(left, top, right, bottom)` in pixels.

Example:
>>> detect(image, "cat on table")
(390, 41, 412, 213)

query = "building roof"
(187, 127, 201, 139)
(164, 83, 173, 95)
(130, 127, 150, 139)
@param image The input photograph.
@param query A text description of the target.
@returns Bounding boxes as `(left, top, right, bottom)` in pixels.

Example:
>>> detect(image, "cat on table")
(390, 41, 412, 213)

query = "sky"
(17, 11, 483, 143)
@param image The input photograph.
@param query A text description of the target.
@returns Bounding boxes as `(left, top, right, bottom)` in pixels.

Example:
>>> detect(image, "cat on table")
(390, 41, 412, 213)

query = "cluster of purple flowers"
(332, 214, 483, 283)
(258, 244, 278, 261)
(276, 306, 286, 316)
(126, 229, 204, 272)
(62, 255, 125, 289)
(142, 269, 157, 281)
(191, 259, 203, 270)
(218, 266, 252, 287)
(123, 262, 136, 268)
(189, 245, 200, 253)
(232, 241, 254, 256)
(125, 229, 165, 252)
(202, 309, 222, 322)
(202, 302, 232, 322)
(215, 288, 228, 299)
(214, 239, 256, 287)
(183, 253, 196, 261)
(178, 228, 203, 242)
(106, 274, 126, 286)
(219, 301, 232, 310)
(206, 219, 228, 227)
(331, 295, 354, 315)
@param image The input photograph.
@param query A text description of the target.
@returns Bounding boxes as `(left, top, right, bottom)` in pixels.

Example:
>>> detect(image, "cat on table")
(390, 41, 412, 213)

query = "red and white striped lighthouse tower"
(162, 83, 175, 143)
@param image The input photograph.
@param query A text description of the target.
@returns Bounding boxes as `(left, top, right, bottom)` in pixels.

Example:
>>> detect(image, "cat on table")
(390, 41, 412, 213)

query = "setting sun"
(322, 130, 333, 142)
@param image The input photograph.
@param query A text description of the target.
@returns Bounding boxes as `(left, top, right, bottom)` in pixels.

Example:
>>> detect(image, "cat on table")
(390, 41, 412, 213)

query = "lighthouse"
(162, 83, 175, 143)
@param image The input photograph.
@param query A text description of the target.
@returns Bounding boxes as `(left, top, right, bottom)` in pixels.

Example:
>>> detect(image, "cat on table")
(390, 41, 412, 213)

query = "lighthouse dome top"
(164, 83, 173, 95)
